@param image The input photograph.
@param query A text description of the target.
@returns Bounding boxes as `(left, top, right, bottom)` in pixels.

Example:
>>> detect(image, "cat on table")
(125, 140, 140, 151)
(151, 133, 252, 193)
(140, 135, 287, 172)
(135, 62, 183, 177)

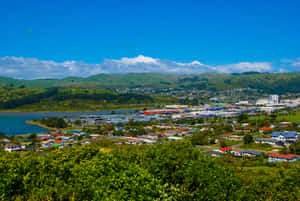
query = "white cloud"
(279, 58, 300, 71)
(278, 68, 288, 73)
(0, 55, 291, 79)
(292, 63, 300, 67)
(112, 55, 159, 65)
(292, 60, 300, 67)
(280, 58, 294, 63)
(176, 60, 203, 66)
(215, 62, 273, 74)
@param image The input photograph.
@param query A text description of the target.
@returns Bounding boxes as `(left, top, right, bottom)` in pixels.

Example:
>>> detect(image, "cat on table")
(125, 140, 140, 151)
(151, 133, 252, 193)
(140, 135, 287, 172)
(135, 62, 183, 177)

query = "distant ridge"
(0, 72, 299, 94)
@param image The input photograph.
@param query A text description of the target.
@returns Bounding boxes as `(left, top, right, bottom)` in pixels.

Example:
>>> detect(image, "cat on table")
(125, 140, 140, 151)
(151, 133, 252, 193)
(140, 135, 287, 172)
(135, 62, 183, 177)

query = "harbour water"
(0, 110, 137, 136)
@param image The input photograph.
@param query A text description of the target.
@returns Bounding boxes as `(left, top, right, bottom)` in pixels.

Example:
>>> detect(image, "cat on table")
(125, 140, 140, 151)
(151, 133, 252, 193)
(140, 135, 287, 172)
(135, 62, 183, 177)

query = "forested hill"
(0, 87, 176, 111)
(0, 72, 300, 94)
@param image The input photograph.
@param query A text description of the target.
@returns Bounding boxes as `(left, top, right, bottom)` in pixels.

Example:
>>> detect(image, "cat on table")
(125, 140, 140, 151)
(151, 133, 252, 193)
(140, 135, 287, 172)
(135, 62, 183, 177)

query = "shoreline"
(25, 120, 55, 131)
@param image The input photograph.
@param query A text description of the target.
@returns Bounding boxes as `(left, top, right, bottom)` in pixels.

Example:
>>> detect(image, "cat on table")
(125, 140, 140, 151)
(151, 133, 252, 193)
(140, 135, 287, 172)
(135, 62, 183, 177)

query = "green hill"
(0, 87, 176, 111)
(0, 72, 300, 94)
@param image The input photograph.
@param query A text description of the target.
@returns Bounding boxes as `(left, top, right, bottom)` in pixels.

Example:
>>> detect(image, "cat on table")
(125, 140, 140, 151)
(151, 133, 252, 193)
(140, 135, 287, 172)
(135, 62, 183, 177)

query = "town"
(2, 94, 300, 163)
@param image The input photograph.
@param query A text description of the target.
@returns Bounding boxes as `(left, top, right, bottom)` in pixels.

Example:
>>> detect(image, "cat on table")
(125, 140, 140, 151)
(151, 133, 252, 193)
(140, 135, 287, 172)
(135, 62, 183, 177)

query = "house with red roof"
(40, 136, 50, 141)
(242, 126, 255, 133)
(52, 133, 63, 137)
(268, 153, 300, 162)
(259, 127, 272, 133)
(218, 147, 232, 153)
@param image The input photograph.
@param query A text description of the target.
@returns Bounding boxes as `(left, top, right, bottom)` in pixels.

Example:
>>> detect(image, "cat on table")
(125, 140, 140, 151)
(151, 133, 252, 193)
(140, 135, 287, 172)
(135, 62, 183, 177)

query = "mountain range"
(1, 72, 300, 94)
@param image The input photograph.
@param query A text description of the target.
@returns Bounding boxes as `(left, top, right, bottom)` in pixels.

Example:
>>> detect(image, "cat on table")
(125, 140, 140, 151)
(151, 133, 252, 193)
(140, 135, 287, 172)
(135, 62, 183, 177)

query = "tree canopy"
(0, 141, 299, 200)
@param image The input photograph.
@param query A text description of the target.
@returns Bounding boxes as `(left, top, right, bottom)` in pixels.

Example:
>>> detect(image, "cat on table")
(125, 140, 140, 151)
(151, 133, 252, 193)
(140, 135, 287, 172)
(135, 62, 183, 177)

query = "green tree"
(237, 113, 248, 123)
(74, 119, 82, 126)
(220, 140, 227, 148)
(243, 134, 253, 144)
(289, 143, 300, 155)
(191, 131, 208, 145)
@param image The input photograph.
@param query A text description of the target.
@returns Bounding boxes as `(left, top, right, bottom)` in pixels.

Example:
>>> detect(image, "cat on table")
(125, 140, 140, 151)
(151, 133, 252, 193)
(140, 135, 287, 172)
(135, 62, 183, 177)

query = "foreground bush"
(0, 141, 299, 200)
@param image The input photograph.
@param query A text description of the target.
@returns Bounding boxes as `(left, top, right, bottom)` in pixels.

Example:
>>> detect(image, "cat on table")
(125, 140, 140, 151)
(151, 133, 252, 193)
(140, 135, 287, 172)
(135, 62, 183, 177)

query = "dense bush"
(0, 141, 299, 200)
(37, 117, 68, 128)
(0, 87, 158, 110)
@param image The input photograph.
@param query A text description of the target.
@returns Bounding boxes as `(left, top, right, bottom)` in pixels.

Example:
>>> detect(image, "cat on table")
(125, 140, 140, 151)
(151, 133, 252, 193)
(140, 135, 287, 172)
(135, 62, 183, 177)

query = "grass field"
(210, 140, 243, 147)
(276, 110, 300, 123)
(249, 110, 300, 123)
(238, 143, 275, 151)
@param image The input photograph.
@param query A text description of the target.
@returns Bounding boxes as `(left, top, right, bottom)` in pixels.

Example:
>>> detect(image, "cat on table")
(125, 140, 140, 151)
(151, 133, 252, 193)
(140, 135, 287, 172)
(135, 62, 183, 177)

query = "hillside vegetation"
(0, 141, 299, 200)
(1, 72, 300, 94)
(0, 87, 176, 111)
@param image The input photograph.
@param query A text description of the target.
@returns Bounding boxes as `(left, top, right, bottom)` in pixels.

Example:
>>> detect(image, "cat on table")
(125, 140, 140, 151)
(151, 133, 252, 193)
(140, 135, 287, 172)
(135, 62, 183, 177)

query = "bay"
(0, 110, 136, 136)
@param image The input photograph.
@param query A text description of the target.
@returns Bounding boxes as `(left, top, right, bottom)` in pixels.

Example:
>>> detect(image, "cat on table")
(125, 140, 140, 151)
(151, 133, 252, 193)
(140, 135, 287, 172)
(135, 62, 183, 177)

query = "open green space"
(238, 143, 276, 151)
(210, 139, 243, 147)
(276, 110, 300, 123)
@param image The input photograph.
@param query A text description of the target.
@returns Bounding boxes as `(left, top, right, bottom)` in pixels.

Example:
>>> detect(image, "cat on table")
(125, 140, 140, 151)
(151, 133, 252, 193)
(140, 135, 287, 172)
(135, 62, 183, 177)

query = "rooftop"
(269, 153, 300, 160)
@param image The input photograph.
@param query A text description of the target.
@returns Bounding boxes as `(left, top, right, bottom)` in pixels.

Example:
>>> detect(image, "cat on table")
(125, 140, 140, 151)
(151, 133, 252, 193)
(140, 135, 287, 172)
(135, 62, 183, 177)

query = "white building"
(256, 98, 269, 105)
(269, 95, 279, 105)
(5, 144, 25, 152)
(168, 136, 184, 141)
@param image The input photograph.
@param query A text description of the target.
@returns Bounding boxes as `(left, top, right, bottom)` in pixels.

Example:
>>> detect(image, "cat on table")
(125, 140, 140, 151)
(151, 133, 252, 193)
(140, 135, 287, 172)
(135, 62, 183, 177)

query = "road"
(231, 142, 244, 149)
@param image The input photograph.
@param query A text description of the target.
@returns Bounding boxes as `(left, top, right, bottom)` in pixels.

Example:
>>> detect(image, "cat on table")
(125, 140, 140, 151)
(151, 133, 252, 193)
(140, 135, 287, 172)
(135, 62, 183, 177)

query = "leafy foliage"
(243, 134, 254, 144)
(38, 117, 68, 128)
(0, 142, 239, 200)
(0, 141, 299, 200)
(0, 87, 176, 111)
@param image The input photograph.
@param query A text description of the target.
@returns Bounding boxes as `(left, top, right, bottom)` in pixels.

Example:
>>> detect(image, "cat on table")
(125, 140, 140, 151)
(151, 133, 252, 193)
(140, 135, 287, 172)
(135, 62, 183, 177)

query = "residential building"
(217, 147, 232, 153)
(268, 153, 300, 162)
(271, 131, 299, 142)
(4, 144, 25, 152)
(235, 150, 264, 157)
(259, 127, 272, 133)
(205, 150, 225, 157)
(254, 138, 277, 145)
(219, 134, 243, 141)
(168, 136, 184, 141)
(242, 126, 255, 133)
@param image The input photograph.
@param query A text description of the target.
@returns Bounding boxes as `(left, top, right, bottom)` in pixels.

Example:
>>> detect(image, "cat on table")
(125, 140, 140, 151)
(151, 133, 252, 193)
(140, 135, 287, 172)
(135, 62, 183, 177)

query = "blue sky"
(0, 0, 299, 79)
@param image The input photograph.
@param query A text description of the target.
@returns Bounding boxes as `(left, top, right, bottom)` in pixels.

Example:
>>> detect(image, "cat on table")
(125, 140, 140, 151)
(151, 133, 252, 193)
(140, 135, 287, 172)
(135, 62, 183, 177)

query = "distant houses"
(252, 131, 299, 147)
(254, 138, 277, 145)
(219, 134, 243, 141)
(242, 126, 255, 133)
(41, 140, 53, 148)
(235, 150, 264, 157)
(213, 147, 265, 158)
(205, 145, 300, 163)
(4, 144, 25, 152)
